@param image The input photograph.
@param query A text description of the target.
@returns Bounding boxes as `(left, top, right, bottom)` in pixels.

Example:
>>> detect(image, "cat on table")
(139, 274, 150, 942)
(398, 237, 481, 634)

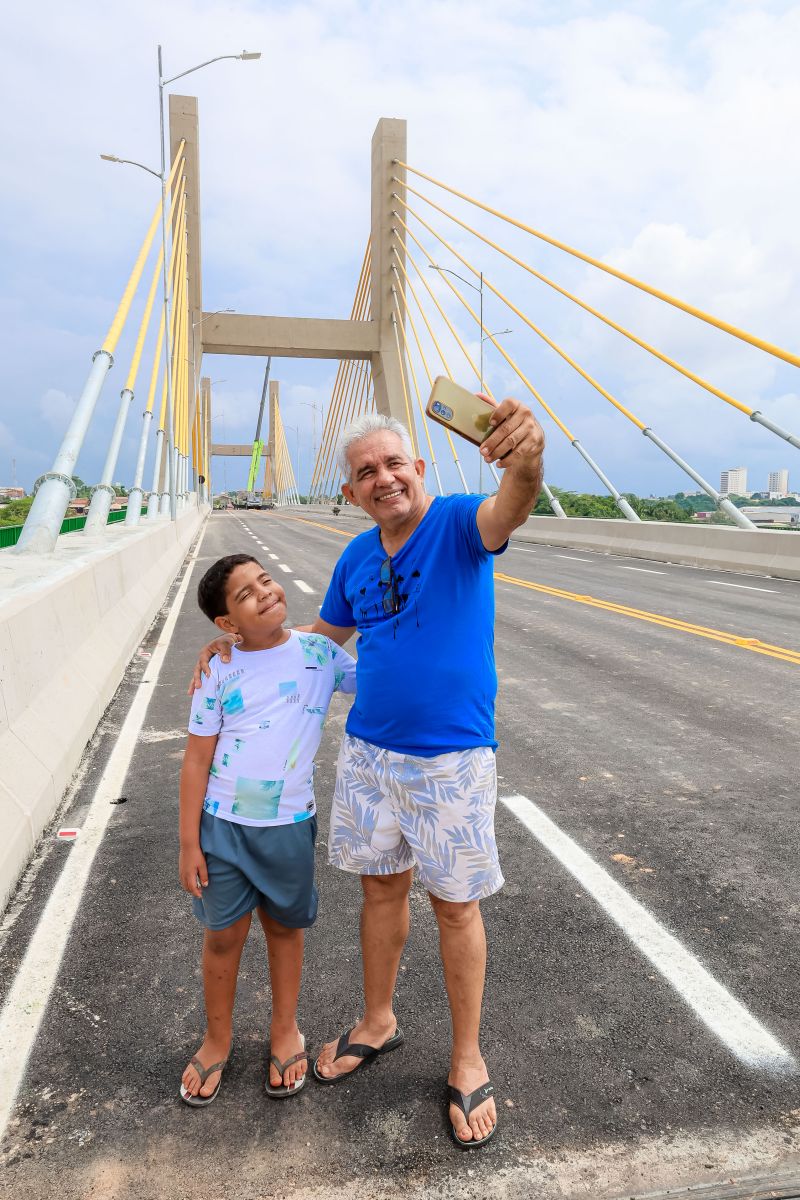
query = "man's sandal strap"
(333, 1028, 398, 1063)
(448, 1081, 494, 1120)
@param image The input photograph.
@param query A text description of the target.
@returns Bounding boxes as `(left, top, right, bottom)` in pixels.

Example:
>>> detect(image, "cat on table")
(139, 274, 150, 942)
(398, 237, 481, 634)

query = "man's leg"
(181, 910, 252, 1098)
(315, 868, 413, 1079)
(429, 895, 497, 1144)
(257, 909, 307, 1089)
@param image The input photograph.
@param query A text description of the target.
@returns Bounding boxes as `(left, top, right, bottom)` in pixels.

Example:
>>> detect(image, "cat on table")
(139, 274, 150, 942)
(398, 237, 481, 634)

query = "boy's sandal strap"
(269, 1050, 309, 1074)
(448, 1081, 494, 1120)
(189, 1055, 228, 1085)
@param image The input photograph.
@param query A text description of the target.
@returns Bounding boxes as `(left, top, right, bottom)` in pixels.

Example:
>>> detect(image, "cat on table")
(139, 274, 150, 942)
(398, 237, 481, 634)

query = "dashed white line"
(278, 564, 292, 573)
(0, 542, 203, 1138)
(618, 566, 665, 575)
(708, 581, 777, 594)
(268, 554, 279, 560)
(500, 793, 796, 1073)
(556, 555, 594, 563)
(293, 580, 314, 594)
(511, 547, 539, 554)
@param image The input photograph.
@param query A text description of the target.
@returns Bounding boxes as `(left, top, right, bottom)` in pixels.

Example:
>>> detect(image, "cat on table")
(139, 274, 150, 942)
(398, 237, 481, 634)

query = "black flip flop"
(448, 1080, 497, 1149)
(312, 1026, 404, 1084)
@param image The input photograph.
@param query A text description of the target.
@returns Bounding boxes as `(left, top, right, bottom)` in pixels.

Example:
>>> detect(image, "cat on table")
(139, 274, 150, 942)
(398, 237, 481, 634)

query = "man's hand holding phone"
(479, 394, 544, 478)
(426, 376, 544, 478)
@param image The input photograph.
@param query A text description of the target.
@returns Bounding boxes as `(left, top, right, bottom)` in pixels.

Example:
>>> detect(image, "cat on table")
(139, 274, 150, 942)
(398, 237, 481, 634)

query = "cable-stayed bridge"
(1, 103, 800, 1200)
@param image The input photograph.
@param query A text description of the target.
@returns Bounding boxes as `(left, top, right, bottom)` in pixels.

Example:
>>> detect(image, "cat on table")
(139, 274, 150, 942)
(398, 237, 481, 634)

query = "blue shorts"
(192, 810, 318, 931)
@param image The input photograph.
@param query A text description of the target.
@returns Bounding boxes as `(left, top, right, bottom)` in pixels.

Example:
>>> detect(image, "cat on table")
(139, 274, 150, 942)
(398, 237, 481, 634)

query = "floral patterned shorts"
(327, 734, 504, 902)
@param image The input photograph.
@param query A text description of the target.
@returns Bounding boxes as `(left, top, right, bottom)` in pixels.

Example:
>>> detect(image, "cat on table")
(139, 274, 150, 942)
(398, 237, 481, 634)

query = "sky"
(1, 0, 799, 498)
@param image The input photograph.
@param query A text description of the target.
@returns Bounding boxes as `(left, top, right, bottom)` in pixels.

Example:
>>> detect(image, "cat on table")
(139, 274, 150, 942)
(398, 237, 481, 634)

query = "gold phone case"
(425, 377, 494, 447)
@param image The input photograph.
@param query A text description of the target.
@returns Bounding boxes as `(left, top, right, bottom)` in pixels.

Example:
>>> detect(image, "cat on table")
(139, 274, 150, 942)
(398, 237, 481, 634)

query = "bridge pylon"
(370, 117, 407, 426)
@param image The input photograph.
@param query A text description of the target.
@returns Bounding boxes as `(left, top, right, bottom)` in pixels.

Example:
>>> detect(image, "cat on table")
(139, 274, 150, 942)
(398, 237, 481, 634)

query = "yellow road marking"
(268, 513, 357, 539)
(495, 572, 800, 665)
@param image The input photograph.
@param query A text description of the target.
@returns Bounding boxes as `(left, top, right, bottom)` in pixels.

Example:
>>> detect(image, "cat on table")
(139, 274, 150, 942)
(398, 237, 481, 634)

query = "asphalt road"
(1, 509, 799, 1200)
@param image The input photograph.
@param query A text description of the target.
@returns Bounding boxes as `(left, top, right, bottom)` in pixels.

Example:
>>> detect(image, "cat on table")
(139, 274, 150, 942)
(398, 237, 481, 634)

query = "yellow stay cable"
(396, 241, 576, 443)
(102, 142, 185, 355)
(143, 187, 187, 417)
(310, 243, 371, 495)
(389, 262, 465, 463)
(277, 414, 299, 500)
(395, 232, 494, 399)
(390, 288, 439, 468)
(390, 312, 419, 457)
(396, 161, 800, 371)
(396, 186, 753, 420)
(321, 360, 371, 499)
(172, 237, 189, 454)
(317, 249, 372, 499)
(396, 211, 648, 432)
(123, 172, 185, 392)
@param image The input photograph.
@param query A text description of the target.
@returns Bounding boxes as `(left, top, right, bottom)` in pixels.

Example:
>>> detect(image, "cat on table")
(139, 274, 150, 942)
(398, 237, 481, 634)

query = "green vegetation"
(0, 497, 33, 527)
(533, 488, 691, 522)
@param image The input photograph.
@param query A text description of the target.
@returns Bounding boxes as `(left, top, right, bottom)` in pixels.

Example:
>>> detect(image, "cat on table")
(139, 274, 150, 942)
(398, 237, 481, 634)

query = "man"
(192, 395, 544, 1146)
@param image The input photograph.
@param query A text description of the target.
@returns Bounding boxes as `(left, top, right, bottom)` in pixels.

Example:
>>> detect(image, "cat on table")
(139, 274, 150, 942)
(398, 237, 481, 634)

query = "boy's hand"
(188, 633, 239, 694)
(179, 845, 209, 898)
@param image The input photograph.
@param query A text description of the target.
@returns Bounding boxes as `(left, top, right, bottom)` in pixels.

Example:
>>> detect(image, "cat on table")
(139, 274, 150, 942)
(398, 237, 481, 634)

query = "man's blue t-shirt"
(319, 494, 506, 757)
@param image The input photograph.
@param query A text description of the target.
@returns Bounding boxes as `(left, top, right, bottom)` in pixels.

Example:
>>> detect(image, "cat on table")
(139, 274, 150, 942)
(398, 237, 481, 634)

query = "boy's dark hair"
(197, 553, 260, 622)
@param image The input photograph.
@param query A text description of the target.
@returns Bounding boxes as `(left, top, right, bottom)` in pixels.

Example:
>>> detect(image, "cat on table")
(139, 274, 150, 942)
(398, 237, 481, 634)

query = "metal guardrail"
(0, 507, 144, 549)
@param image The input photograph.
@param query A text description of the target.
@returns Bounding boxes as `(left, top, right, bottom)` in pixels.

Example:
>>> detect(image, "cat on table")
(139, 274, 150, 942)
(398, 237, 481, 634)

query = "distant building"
(740, 506, 800, 527)
(768, 469, 789, 498)
(720, 467, 747, 496)
(0, 486, 25, 501)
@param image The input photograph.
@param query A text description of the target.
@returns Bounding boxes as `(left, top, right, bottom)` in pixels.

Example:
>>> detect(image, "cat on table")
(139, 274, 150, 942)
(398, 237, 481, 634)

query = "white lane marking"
(556, 555, 594, 563)
(0, 542, 203, 1138)
(278, 563, 292, 573)
(618, 566, 665, 575)
(269, 554, 279, 560)
(708, 581, 777, 594)
(293, 580, 314, 594)
(500, 793, 796, 1073)
(510, 547, 538, 554)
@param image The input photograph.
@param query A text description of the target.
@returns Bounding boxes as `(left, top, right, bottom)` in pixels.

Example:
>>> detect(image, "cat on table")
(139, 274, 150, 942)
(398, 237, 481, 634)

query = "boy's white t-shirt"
(187, 630, 356, 828)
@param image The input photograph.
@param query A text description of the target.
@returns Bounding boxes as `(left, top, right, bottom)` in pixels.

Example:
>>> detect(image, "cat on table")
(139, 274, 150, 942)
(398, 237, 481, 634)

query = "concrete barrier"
(0, 506, 208, 912)
(285, 506, 800, 581)
(509, 516, 800, 581)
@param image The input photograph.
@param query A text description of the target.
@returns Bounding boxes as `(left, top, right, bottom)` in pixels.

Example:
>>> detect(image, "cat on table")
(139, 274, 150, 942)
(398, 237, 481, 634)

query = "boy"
(179, 553, 356, 1107)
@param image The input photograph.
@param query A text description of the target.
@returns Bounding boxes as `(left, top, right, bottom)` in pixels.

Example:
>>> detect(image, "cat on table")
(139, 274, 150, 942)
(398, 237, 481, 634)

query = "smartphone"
(426, 377, 495, 447)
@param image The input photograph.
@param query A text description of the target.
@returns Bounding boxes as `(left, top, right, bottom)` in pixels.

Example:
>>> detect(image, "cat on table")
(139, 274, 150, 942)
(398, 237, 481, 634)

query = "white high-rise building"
(720, 467, 747, 496)
(768, 469, 789, 496)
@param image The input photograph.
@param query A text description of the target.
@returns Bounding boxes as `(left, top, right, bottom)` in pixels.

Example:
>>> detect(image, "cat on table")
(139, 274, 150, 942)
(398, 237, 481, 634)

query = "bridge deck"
(2, 511, 799, 1199)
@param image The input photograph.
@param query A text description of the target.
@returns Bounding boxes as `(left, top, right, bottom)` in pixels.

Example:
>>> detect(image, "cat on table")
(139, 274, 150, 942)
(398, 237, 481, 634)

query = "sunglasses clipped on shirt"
(379, 556, 405, 615)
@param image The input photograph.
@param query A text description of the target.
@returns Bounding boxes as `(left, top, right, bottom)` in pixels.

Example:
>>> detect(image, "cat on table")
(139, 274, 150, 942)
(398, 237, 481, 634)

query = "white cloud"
(2, 1, 800, 497)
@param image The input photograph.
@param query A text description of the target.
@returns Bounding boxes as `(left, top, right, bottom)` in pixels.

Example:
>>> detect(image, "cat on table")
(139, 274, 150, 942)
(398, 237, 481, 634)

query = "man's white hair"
(338, 413, 415, 482)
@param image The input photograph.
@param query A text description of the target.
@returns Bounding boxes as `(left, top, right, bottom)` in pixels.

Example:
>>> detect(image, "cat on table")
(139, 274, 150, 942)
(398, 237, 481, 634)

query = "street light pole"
(157, 46, 179, 520)
(429, 264, 512, 492)
(156, 45, 260, 520)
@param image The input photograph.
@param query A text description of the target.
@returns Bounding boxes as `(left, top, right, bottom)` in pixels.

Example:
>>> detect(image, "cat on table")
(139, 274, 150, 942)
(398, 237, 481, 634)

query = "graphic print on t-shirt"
(188, 631, 356, 827)
(232, 777, 284, 821)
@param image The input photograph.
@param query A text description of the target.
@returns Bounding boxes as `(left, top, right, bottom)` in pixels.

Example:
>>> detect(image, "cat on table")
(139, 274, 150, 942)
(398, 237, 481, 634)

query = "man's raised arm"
(475, 395, 545, 552)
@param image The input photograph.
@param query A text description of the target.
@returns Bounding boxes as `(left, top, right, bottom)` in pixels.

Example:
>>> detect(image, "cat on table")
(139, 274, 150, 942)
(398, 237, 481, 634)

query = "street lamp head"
(239, 51, 261, 60)
(100, 154, 121, 163)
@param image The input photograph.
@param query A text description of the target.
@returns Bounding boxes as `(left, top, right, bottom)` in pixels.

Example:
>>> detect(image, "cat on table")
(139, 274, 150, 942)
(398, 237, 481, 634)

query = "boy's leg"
(256, 909, 307, 1088)
(182, 911, 252, 1098)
